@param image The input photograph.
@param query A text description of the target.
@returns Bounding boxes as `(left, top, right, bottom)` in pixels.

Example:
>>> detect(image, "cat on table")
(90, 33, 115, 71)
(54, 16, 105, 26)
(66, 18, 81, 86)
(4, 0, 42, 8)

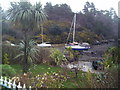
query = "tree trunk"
(23, 31, 28, 73)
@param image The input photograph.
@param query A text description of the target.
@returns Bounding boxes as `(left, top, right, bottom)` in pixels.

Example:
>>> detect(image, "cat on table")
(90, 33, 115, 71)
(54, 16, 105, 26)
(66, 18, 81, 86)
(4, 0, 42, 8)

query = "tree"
(44, 2, 53, 14)
(83, 1, 96, 16)
(44, 3, 73, 21)
(7, 1, 47, 73)
(48, 25, 62, 35)
(15, 39, 39, 68)
(33, 2, 47, 29)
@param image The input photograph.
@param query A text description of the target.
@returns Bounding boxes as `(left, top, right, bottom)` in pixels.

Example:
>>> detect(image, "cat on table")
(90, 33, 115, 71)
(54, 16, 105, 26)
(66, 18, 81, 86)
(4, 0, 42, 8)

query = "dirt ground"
(79, 42, 116, 62)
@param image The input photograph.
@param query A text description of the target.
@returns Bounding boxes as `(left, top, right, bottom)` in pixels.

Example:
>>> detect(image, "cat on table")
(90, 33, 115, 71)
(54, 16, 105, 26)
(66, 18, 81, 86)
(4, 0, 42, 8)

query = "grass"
(10, 64, 63, 76)
(10, 64, 22, 74)
(62, 71, 89, 88)
(29, 64, 62, 75)
(10, 64, 90, 88)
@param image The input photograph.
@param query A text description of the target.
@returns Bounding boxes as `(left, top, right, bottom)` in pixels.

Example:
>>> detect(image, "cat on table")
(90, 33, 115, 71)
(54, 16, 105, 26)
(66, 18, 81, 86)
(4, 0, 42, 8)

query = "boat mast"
(41, 24, 43, 43)
(73, 13, 76, 43)
(66, 17, 74, 44)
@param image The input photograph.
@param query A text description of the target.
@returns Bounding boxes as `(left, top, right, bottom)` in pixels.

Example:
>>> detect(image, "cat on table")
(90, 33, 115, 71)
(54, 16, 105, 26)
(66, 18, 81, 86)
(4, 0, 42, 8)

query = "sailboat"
(37, 25, 51, 47)
(65, 13, 90, 51)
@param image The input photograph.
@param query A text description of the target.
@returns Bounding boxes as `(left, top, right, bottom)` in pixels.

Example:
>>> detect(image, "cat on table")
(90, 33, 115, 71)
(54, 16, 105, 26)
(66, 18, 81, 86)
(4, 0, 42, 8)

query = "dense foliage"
(103, 46, 119, 68)
(1, 1, 119, 89)
(6, 1, 47, 73)
(14, 39, 39, 70)
(0, 64, 16, 77)
(50, 48, 67, 65)
(2, 44, 20, 64)
(2, 1, 118, 44)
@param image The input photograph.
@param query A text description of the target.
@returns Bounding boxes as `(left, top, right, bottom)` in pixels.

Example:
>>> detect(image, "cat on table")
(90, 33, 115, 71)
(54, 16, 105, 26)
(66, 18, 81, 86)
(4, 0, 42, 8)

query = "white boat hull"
(37, 43, 51, 47)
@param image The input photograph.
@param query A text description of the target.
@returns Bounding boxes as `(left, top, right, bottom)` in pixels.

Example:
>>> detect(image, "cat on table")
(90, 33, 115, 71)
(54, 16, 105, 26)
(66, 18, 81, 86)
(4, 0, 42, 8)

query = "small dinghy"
(37, 42, 51, 47)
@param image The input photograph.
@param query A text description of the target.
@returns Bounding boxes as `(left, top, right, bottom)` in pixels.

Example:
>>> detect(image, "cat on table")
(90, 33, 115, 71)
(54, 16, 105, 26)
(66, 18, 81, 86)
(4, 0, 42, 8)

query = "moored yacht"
(65, 14, 90, 51)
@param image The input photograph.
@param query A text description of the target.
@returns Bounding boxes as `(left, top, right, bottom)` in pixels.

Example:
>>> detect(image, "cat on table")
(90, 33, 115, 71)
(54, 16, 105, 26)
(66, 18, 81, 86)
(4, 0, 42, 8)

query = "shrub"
(90, 46, 119, 88)
(50, 49, 67, 65)
(64, 47, 80, 62)
(2, 44, 21, 64)
(103, 46, 119, 69)
(64, 47, 74, 61)
(34, 48, 51, 64)
(92, 65, 119, 88)
(0, 64, 16, 77)
(3, 53, 9, 64)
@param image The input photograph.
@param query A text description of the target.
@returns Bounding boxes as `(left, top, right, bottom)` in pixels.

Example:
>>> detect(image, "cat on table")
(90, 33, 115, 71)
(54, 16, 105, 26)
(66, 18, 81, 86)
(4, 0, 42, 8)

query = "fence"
(0, 76, 31, 90)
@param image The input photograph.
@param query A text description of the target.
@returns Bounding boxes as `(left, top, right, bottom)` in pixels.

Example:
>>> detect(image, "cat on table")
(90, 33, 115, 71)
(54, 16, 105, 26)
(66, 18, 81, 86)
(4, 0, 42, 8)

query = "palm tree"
(33, 2, 47, 29)
(7, 1, 47, 73)
(15, 39, 39, 68)
(33, 2, 47, 43)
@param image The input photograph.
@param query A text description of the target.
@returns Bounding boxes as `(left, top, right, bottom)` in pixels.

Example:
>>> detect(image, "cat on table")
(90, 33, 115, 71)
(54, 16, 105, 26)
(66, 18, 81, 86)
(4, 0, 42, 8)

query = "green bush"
(50, 49, 67, 65)
(2, 44, 21, 64)
(0, 64, 16, 77)
(3, 53, 9, 64)
(64, 47, 80, 61)
(103, 46, 119, 69)
(91, 65, 119, 88)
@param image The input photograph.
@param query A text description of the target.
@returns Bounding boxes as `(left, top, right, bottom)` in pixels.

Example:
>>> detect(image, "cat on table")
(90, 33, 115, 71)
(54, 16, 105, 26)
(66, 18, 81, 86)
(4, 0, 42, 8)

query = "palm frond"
(14, 52, 24, 59)
(15, 39, 39, 64)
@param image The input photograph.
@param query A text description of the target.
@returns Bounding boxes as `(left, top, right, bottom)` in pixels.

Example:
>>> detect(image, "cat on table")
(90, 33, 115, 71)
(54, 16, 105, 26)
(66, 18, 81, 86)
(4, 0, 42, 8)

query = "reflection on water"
(67, 61, 100, 73)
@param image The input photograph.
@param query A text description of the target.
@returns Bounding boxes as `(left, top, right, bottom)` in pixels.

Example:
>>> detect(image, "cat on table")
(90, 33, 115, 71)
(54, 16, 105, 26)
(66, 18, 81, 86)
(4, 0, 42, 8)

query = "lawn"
(10, 64, 63, 76)
(10, 64, 89, 88)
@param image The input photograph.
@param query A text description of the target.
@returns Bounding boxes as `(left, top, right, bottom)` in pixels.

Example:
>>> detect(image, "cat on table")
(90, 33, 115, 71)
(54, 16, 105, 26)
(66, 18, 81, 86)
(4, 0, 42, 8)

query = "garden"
(0, 1, 119, 89)
(1, 42, 119, 88)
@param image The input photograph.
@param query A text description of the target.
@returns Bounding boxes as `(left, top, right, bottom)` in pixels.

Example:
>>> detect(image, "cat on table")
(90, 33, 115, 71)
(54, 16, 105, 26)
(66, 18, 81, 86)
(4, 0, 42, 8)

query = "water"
(67, 61, 100, 73)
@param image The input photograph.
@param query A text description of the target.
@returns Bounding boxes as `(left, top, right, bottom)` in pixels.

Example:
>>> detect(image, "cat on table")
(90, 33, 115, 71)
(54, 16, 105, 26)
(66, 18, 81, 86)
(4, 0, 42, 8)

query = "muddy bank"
(78, 42, 116, 61)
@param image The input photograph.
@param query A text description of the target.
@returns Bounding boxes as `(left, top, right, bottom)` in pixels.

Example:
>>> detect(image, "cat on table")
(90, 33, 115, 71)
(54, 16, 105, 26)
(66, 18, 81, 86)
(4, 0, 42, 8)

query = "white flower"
(55, 73, 58, 76)
(24, 73, 27, 76)
(42, 77, 44, 80)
